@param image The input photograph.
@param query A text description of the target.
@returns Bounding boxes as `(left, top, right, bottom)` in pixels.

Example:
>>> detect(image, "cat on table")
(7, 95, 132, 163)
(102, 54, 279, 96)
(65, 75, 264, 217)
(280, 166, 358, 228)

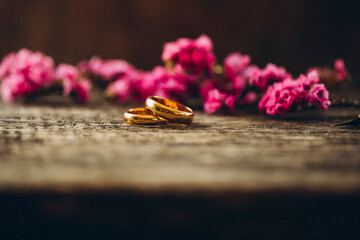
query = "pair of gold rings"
(124, 96, 194, 125)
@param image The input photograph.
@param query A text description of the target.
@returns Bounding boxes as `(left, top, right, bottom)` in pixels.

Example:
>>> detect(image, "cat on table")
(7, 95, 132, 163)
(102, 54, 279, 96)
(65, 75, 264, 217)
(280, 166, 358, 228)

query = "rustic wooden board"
(1, 103, 360, 239)
(0, 103, 359, 194)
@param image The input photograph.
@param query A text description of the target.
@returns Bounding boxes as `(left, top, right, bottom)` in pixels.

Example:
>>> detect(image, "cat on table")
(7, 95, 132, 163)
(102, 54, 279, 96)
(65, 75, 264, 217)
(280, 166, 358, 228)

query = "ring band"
(123, 108, 168, 125)
(145, 96, 194, 124)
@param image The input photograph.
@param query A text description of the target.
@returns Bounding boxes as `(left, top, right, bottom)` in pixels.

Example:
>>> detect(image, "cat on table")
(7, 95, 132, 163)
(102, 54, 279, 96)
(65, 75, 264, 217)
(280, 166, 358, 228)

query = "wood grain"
(1, 103, 359, 195)
(1, 103, 360, 239)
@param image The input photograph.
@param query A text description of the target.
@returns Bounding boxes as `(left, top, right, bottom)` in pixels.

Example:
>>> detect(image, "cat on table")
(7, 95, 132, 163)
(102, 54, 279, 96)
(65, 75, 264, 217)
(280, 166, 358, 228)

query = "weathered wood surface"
(0, 103, 359, 194)
(1, 103, 360, 239)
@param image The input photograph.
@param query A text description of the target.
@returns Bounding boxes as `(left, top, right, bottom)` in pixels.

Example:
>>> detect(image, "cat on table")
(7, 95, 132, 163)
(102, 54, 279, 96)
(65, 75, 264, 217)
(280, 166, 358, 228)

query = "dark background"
(0, 0, 359, 76)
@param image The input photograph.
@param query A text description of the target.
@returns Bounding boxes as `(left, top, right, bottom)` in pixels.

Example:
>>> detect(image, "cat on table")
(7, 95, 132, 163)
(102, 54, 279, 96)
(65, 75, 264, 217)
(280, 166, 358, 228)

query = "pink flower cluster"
(162, 34, 215, 75)
(0, 34, 342, 116)
(258, 70, 330, 115)
(200, 52, 291, 114)
(79, 56, 135, 81)
(202, 87, 236, 114)
(55, 64, 92, 103)
(0, 49, 92, 103)
(103, 64, 194, 103)
(74, 35, 215, 108)
(334, 58, 346, 81)
(0, 49, 55, 102)
(77, 53, 197, 103)
(307, 58, 348, 84)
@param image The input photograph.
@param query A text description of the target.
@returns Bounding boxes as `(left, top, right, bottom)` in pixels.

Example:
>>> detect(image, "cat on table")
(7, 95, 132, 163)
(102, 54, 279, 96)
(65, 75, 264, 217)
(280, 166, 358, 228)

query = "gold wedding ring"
(123, 108, 168, 125)
(145, 96, 194, 124)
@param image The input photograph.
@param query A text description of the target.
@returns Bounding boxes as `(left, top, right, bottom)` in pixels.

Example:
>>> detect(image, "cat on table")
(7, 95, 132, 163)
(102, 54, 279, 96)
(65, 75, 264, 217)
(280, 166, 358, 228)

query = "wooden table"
(1, 103, 359, 239)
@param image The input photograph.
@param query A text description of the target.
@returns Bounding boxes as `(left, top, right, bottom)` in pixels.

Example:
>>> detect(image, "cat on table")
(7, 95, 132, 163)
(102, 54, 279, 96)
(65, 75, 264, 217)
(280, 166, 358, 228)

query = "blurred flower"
(202, 87, 235, 114)
(240, 91, 257, 104)
(0, 74, 32, 103)
(0, 48, 55, 86)
(224, 52, 251, 79)
(105, 65, 193, 103)
(130, 70, 155, 101)
(0, 36, 339, 116)
(258, 79, 305, 115)
(334, 58, 346, 81)
(225, 58, 290, 91)
(56, 64, 79, 95)
(161, 34, 215, 75)
(258, 69, 330, 115)
(105, 77, 132, 103)
(231, 75, 247, 97)
(261, 63, 290, 82)
(307, 83, 331, 110)
(146, 66, 189, 100)
(56, 63, 92, 103)
(252, 63, 290, 90)
(306, 59, 348, 85)
(296, 69, 320, 88)
(0, 53, 16, 79)
(78, 56, 135, 81)
(244, 65, 262, 89)
(0, 48, 55, 102)
(259, 80, 307, 115)
(74, 79, 92, 103)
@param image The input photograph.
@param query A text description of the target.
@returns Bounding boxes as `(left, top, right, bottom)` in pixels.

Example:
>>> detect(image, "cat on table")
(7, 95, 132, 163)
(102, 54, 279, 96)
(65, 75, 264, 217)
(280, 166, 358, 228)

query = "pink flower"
(258, 78, 307, 115)
(151, 66, 188, 100)
(74, 79, 91, 103)
(296, 69, 320, 88)
(203, 88, 224, 114)
(307, 83, 331, 110)
(240, 91, 257, 104)
(0, 48, 55, 86)
(202, 87, 235, 114)
(259, 87, 292, 115)
(200, 79, 216, 99)
(55, 63, 92, 103)
(161, 34, 215, 75)
(0, 53, 16, 79)
(259, 63, 290, 89)
(244, 65, 262, 88)
(0, 74, 33, 103)
(56, 64, 79, 95)
(307, 67, 319, 75)
(232, 75, 247, 96)
(104, 65, 192, 103)
(334, 58, 346, 81)
(105, 77, 132, 103)
(224, 52, 251, 79)
(56, 63, 78, 81)
(141, 66, 190, 100)
(245, 63, 290, 90)
(334, 58, 345, 72)
(0, 49, 55, 102)
(78, 56, 134, 81)
(222, 53, 250, 97)
(155, 77, 187, 99)
(224, 94, 235, 112)
(258, 70, 330, 115)
(262, 63, 290, 81)
(131, 70, 156, 100)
